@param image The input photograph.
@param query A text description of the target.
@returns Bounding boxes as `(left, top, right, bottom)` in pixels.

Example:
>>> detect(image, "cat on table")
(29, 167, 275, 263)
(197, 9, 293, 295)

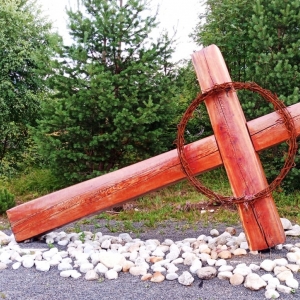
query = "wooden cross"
(7, 45, 300, 250)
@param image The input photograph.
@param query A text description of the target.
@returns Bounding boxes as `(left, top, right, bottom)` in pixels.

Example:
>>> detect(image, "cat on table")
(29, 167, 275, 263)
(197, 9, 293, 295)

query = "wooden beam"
(7, 100, 300, 242)
(191, 45, 285, 250)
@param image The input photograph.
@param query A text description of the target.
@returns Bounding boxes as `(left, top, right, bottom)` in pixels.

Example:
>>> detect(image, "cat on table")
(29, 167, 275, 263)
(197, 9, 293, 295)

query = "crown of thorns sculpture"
(176, 82, 297, 205)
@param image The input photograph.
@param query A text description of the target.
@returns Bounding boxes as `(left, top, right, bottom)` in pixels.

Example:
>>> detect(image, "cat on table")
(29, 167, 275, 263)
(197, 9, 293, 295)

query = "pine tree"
(0, 0, 59, 175)
(36, 0, 177, 183)
(193, 0, 300, 191)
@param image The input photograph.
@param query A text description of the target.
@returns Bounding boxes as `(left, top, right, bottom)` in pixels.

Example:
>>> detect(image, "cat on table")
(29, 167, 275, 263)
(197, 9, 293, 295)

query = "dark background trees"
(0, 0, 59, 176)
(35, 0, 178, 183)
(192, 0, 300, 191)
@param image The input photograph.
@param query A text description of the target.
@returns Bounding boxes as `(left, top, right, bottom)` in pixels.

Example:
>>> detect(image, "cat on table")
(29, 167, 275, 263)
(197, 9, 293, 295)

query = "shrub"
(0, 189, 15, 214)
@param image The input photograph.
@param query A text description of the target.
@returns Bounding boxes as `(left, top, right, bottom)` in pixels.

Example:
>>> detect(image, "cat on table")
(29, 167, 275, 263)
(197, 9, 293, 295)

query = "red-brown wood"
(7, 45, 300, 245)
(7, 100, 300, 242)
(191, 45, 285, 250)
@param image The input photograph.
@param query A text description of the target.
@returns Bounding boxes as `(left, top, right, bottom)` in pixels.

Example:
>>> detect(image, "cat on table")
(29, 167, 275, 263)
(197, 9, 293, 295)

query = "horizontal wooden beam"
(7, 102, 300, 241)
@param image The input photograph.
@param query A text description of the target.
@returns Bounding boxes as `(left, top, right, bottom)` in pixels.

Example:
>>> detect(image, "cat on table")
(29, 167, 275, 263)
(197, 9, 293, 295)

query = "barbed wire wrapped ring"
(176, 82, 297, 205)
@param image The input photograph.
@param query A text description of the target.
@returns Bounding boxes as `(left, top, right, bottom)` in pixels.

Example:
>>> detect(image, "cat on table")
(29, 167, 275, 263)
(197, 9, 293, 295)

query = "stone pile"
(0, 218, 300, 299)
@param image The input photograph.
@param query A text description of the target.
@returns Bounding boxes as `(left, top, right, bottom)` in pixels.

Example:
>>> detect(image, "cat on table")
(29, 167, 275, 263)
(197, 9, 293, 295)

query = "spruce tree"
(0, 0, 58, 175)
(193, 0, 300, 191)
(36, 0, 177, 183)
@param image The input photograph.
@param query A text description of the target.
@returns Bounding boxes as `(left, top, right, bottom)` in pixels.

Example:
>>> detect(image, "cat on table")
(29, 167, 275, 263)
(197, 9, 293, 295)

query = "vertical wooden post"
(192, 45, 285, 250)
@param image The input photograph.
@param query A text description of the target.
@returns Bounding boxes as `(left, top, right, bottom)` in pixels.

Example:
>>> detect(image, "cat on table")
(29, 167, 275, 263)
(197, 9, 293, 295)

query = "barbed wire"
(176, 82, 298, 205)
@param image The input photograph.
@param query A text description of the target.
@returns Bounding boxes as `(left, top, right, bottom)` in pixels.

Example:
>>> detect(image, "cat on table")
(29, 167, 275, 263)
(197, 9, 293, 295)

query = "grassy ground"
(1, 167, 300, 232)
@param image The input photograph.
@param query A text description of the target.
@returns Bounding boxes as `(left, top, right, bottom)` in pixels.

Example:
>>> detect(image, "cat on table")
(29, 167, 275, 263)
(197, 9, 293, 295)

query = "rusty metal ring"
(176, 82, 298, 205)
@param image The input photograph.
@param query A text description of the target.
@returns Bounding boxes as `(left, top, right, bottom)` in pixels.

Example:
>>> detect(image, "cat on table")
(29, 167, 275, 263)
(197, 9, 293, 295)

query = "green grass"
(2, 167, 300, 228)
(0, 168, 64, 203)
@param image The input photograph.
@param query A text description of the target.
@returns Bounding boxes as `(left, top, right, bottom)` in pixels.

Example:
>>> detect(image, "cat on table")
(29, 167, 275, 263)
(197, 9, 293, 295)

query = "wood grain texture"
(7, 49, 300, 243)
(7, 101, 300, 242)
(7, 135, 222, 241)
(192, 44, 285, 250)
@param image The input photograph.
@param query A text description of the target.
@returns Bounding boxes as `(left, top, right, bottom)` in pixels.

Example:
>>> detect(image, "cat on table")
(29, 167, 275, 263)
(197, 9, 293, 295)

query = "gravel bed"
(0, 220, 299, 300)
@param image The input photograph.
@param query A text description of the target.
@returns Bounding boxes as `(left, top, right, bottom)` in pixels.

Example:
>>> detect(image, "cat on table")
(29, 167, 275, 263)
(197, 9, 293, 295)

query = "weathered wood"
(191, 45, 285, 250)
(7, 100, 300, 242)
(7, 45, 300, 248)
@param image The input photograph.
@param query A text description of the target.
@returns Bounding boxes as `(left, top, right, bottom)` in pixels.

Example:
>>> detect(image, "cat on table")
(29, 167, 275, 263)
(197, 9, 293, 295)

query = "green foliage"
(0, 188, 15, 214)
(35, 0, 178, 183)
(0, 0, 60, 176)
(173, 60, 213, 144)
(193, 0, 300, 192)
(5, 168, 65, 201)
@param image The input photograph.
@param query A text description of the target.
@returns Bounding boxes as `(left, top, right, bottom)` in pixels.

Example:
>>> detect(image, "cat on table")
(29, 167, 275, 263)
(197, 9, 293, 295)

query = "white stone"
(129, 266, 147, 276)
(260, 259, 276, 272)
(157, 245, 169, 253)
(85, 270, 99, 281)
(98, 252, 126, 269)
(58, 262, 73, 271)
(189, 260, 202, 274)
(198, 244, 211, 254)
(70, 270, 82, 279)
(244, 273, 267, 290)
(197, 267, 217, 280)
(268, 277, 280, 287)
(280, 218, 293, 230)
(51, 253, 63, 263)
(119, 233, 132, 242)
(58, 239, 69, 246)
(183, 253, 197, 266)
(178, 271, 194, 286)
(198, 252, 210, 262)
(261, 274, 274, 282)
(233, 265, 252, 276)
(276, 270, 293, 282)
(206, 258, 216, 266)
(197, 234, 206, 241)
(218, 265, 234, 272)
(215, 259, 227, 267)
(265, 290, 280, 299)
(0, 252, 11, 264)
(285, 224, 300, 236)
(129, 251, 138, 262)
(101, 239, 111, 249)
(249, 264, 260, 271)
(283, 244, 294, 251)
(233, 248, 247, 256)
(0, 262, 7, 270)
(210, 229, 219, 236)
(287, 252, 300, 263)
(163, 239, 174, 246)
(94, 262, 108, 274)
(239, 242, 248, 250)
(113, 265, 122, 272)
(152, 248, 165, 257)
(273, 266, 289, 276)
(60, 270, 73, 278)
(218, 271, 232, 280)
(166, 251, 180, 261)
(80, 262, 94, 273)
(172, 258, 183, 264)
(12, 262, 21, 270)
(152, 266, 166, 273)
(0, 231, 11, 245)
(230, 273, 244, 286)
(276, 284, 292, 294)
(22, 256, 35, 268)
(35, 261, 50, 272)
(286, 277, 299, 289)
(166, 273, 178, 280)
(274, 258, 288, 266)
(287, 264, 300, 273)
